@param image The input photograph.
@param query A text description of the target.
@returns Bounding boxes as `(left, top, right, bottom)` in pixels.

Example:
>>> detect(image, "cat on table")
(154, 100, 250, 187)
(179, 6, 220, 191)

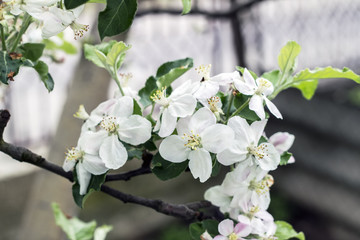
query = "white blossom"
(234, 68, 282, 120)
(159, 107, 234, 182)
(217, 116, 280, 171)
(269, 132, 295, 163)
(213, 219, 251, 240)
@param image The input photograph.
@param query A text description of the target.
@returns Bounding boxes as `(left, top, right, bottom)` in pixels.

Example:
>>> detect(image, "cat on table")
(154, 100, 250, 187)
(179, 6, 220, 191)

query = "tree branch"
(0, 110, 219, 222)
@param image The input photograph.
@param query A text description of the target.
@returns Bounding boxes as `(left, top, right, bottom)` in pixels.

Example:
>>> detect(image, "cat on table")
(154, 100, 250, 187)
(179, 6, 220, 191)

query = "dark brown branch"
(0, 110, 218, 222)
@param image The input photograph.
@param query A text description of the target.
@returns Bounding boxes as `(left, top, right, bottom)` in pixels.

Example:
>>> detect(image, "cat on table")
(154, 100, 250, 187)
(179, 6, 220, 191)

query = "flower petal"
(76, 163, 91, 195)
(63, 159, 76, 172)
(217, 144, 248, 166)
(159, 135, 190, 163)
(193, 81, 219, 99)
(201, 124, 234, 153)
(168, 94, 196, 118)
(204, 186, 231, 209)
(264, 97, 282, 119)
(188, 148, 212, 182)
(118, 115, 152, 145)
(243, 68, 257, 89)
(99, 135, 127, 169)
(158, 108, 178, 137)
(234, 222, 252, 237)
(82, 154, 108, 175)
(250, 119, 267, 144)
(218, 219, 234, 236)
(111, 96, 134, 118)
(78, 130, 108, 155)
(233, 79, 255, 96)
(189, 108, 216, 134)
(227, 116, 252, 143)
(269, 132, 295, 153)
(249, 95, 265, 120)
(255, 143, 280, 171)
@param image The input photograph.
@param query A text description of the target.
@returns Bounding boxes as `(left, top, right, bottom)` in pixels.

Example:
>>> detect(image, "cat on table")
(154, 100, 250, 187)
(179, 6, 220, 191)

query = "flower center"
(207, 96, 223, 114)
(196, 64, 211, 81)
(119, 73, 133, 87)
(70, 21, 89, 40)
(100, 116, 118, 134)
(182, 131, 202, 150)
(65, 147, 83, 162)
(151, 87, 170, 107)
(228, 232, 238, 240)
(249, 174, 274, 194)
(255, 78, 272, 95)
(248, 144, 266, 160)
(246, 206, 260, 219)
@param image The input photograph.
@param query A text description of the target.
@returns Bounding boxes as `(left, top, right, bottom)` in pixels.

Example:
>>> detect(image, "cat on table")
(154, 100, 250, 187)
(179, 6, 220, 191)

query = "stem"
(229, 97, 250, 119)
(113, 72, 125, 96)
(0, 25, 7, 51)
(225, 93, 235, 121)
(10, 13, 32, 52)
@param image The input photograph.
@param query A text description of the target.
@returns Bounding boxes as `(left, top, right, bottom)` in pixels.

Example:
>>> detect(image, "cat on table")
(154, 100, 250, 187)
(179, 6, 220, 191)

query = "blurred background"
(1, 0, 360, 239)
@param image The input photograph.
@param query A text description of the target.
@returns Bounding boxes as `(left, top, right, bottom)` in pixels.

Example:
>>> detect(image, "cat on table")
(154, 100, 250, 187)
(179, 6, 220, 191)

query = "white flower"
(201, 231, 214, 240)
(213, 219, 251, 240)
(159, 107, 234, 182)
(192, 64, 239, 99)
(269, 132, 295, 163)
(4, 0, 58, 16)
(234, 68, 282, 120)
(217, 116, 280, 171)
(200, 96, 224, 120)
(153, 80, 197, 137)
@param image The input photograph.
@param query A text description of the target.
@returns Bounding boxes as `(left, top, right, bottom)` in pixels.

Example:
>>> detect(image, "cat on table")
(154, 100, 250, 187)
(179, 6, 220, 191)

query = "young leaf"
(278, 41, 301, 77)
(43, 33, 77, 55)
(133, 98, 142, 116)
(280, 152, 293, 166)
(151, 153, 188, 181)
(64, 0, 88, 10)
(106, 41, 131, 71)
(93, 225, 113, 240)
(52, 202, 97, 240)
(189, 220, 219, 240)
(72, 167, 107, 208)
(138, 76, 157, 108)
(19, 43, 45, 62)
(33, 60, 54, 92)
(275, 221, 305, 240)
(292, 80, 318, 100)
(236, 66, 258, 79)
(84, 44, 108, 69)
(181, 0, 192, 15)
(156, 58, 193, 88)
(98, 0, 137, 40)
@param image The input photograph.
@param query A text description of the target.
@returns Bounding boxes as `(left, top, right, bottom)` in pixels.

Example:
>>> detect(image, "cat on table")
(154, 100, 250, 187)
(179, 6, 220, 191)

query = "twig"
(0, 109, 218, 222)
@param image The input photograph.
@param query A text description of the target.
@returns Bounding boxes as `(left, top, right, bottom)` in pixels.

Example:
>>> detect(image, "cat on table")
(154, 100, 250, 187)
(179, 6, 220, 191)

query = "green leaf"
(156, 58, 193, 88)
(233, 94, 260, 122)
(64, 0, 88, 9)
(261, 70, 281, 87)
(275, 221, 305, 240)
(88, 0, 106, 3)
(98, 0, 137, 40)
(151, 153, 188, 181)
(0, 51, 24, 84)
(72, 167, 107, 208)
(138, 76, 157, 108)
(133, 98, 142, 116)
(84, 44, 108, 69)
(94, 225, 113, 240)
(280, 152, 293, 166)
(106, 41, 131, 71)
(278, 41, 301, 77)
(181, 0, 191, 14)
(123, 142, 143, 160)
(292, 80, 318, 100)
(52, 202, 97, 240)
(236, 66, 258, 79)
(211, 155, 221, 177)
(43, 36, 78, 55)
(34, 60, 54, 92)
(189, 220, 219, 240)
(19, 43, 45, 62)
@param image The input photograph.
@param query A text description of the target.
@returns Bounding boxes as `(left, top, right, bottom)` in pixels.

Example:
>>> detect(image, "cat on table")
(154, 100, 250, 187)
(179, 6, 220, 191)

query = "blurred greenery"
(158, 224, 191, 240)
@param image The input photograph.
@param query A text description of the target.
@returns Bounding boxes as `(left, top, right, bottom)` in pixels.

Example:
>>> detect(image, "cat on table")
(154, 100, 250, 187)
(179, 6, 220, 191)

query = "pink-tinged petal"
(99, 135, 127, 169)
(118, 115, 152, 145)
(233, 79, 255, 96)
(204, 186, 231, 209)
(78, 130, 108, 155)
(243, 68, 257, 89)
(193, 81, 219, 99)
(213, 236, 227, 240)
(227, 116, 252, 143)
(158, 108, 177, 138)
(250, 119, 267, 144)
(189, 108, 216, 134)
(269, 132, 295, 153)
(255, 143, 280, 171)
(82, 154, 108, 175)
(237, 215, 251, 225)
(264, 97, 282, 119)
(234, 222, 252, 237)
(201, 124, 234, 153)
(217, 141, 249, 166)
(249, 95, 265, 120)
(63, 159, 76, 172)
(188, 148, 212, 182)
(218, 219, 234, 236)
(111, 96, 134, 118)
(168, 94, 196, 118)
(76, 163, 91, 195)
(159, 135, 190, 163)
(288, 156, 296, 163)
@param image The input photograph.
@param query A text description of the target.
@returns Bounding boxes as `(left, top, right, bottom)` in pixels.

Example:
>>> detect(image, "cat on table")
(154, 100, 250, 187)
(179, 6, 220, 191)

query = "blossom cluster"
(1, 0, 88, 39)
(63, 64, 295, 240)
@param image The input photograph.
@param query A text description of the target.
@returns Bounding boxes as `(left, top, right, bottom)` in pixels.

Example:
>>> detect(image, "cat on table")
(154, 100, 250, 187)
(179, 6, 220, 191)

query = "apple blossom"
(233, 68, 282, 120)
(214, 219, 251, 240)
(269, 132, 295, 163)
(152, 80, 197, 137)
(200, 96, 224, 120)
(217, 116, 280, 171)
(159, 107, 234, 182)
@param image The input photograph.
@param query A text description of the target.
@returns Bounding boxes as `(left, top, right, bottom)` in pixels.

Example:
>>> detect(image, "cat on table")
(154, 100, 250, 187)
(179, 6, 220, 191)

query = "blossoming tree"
(0, 0, 359, 239)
